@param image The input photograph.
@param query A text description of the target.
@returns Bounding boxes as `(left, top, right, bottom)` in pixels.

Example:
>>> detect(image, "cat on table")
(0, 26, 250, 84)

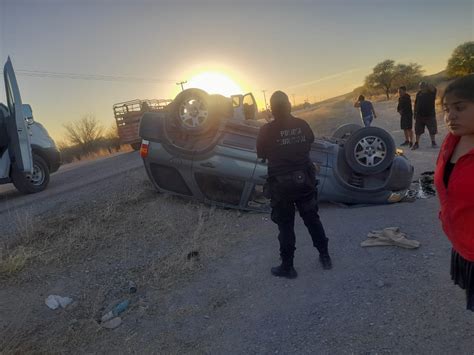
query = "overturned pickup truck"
(138, 88, 414, 211)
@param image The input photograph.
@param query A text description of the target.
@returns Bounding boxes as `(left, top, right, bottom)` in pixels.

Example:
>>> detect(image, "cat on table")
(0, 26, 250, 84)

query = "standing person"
(257, 91, 331, 279)
(434, 74, 474, 311)
(354, 95, 377, 127)
(412, 82, 438, 150)
(397, 86, 414, 147)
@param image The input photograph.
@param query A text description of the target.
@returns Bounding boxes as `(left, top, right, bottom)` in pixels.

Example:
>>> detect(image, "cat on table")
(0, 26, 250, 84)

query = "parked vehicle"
(0, 58, 61, 194)
(113, 99, 171, 150)
(139, 88, 414, 211)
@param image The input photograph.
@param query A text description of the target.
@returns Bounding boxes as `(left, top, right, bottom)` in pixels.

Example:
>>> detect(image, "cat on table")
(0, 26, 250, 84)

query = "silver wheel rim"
(26, 163, 45, 186)
(178, 97, 209, 128)
(353, 136, 387, 167)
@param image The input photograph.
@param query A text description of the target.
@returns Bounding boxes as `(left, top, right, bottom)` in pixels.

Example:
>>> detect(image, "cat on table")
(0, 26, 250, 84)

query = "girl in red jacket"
(434, 74, 474, 311)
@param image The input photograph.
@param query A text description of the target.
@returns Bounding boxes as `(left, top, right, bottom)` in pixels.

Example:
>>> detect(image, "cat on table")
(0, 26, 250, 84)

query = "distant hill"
(291, 69, 452, 135)
(266, 70, 451, 115)
(311, 70, 451, 107)
(424, 70, 449, 85)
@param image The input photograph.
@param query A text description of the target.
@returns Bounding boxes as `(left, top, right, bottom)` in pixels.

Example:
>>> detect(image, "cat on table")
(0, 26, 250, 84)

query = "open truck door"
(3, 57, 33, 174)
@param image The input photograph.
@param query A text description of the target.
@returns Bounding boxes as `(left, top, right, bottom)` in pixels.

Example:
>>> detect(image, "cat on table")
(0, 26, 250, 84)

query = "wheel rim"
(26, 162, 45, 186)
(353, 136, 387, 167)
(178, 97, 209, 128)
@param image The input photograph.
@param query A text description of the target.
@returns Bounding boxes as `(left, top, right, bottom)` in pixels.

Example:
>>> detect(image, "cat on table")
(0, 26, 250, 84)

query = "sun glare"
(187, 71, 242, 97)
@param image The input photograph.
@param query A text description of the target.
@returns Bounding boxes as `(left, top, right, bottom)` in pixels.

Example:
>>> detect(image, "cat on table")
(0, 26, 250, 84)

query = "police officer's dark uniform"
(257, 91, 331, 279)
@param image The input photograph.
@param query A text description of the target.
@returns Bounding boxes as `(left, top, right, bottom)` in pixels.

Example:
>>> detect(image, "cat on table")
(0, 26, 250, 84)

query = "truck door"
(192, 129, 258, 209)
(3, 57, 33, 174)
(231, 93, 258, 122)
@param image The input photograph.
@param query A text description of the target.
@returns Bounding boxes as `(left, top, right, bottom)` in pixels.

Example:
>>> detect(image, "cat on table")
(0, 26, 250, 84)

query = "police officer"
(257, 91, 332, 279)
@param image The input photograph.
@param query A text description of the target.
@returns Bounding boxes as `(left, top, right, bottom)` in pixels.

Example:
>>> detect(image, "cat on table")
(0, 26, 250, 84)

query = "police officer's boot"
(271, 258, 297, 279)
(317, 243, 332, 270)
(319, 253, 332, 270)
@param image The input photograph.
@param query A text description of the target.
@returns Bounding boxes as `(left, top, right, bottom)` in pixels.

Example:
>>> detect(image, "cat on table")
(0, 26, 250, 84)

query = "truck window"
(243, 94, 256, 120)
(232, 96, 240, 108)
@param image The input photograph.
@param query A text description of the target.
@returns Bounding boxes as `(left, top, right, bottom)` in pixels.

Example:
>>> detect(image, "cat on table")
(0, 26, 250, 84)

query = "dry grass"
(0, 246, 33, 277)
(0, 170, 258, 353)
(298, 99, 360, 137)
(70, 145, 134, 164)
(0, 209, 36, 278)
(143, 204, 243, 290)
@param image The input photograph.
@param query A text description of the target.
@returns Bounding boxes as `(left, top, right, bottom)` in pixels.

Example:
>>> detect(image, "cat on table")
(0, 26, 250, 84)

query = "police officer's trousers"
(269, 170, 329, 263)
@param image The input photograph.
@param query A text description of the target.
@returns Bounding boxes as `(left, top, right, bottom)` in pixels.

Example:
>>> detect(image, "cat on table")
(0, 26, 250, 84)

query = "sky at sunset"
(1, 0, 473, 141)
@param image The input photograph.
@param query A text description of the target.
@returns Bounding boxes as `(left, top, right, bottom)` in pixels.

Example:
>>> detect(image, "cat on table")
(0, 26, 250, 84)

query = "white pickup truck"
(0, 58, 61, 193)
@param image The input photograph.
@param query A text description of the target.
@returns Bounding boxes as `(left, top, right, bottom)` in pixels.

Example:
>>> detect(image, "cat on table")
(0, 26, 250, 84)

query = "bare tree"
(104, 124, 119, 141)
(104, 124, 121, 152)
(63, 114, 104, 153)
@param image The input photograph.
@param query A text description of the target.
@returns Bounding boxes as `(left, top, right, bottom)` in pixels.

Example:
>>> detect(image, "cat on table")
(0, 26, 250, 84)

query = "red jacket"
(434, 133, 474, 261)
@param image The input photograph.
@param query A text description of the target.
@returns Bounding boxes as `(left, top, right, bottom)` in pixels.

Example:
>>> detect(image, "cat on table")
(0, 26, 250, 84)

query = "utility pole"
(291, 94, 296, 107)
(262, 90, 268, 110)
(176, 80, 187, 91)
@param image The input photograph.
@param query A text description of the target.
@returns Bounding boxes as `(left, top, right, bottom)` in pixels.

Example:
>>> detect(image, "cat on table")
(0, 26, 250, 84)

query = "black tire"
(344, 127, 395, 175)
(130, 142, 141, 151)
(170, 88, 214, 134)
(12, 154, 50, 194)
(332, 123, 363, 140)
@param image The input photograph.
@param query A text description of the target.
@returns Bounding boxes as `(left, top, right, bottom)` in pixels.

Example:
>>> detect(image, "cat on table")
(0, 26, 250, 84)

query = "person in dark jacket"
(397, 86, 414, 147)
(256, 91, 331, 279)
(412, 82, 438, 150)
(434, 74, 474, 311)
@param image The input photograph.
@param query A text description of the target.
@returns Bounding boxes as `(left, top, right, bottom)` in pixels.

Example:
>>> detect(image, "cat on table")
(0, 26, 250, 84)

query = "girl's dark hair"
(358, 95, 365, 101)
(442, 74, 474, 104)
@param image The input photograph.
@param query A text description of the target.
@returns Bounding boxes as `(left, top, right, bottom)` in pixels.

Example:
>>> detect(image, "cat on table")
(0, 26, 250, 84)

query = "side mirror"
(22, 104, 34, 124)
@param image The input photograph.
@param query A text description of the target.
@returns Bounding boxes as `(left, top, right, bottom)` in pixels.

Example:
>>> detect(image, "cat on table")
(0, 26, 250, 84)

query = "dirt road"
(0, 151, 143, 235)
(2, 97, 473, 354)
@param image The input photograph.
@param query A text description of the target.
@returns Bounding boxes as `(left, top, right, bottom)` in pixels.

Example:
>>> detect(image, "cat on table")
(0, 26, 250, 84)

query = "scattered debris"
(402, 189, 417, 202)
(407, 171, 436, 199)
(387, 191, 406, 203)
(361, 227, 421, 249)
(128, 281, 137, 294)
(187, 251, 200, 260)
(101, 300, 130, 322)
(45, 295, 73, 310)
(101, 317, 122, 329)
(101, 311, 115, 323)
